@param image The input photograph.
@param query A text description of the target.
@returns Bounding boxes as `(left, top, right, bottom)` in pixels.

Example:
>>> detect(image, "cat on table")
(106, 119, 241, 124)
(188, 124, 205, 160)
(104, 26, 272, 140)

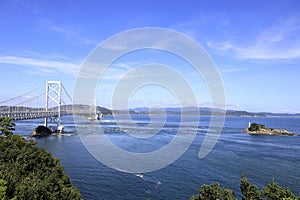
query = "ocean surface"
(14, 114, 300, 199)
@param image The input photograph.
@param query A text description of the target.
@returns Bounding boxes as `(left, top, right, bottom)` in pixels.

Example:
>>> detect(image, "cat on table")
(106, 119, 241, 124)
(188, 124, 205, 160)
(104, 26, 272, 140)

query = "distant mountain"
(65, 104, 112, 115)
(2, 104, 299, 117)
(121, 107, 300, 117)
(75, 106, 300, 117)
(122, 106, 242, 116)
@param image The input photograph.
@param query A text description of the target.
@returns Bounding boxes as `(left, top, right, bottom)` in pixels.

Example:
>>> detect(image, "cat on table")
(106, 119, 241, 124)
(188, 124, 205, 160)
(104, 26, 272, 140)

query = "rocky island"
(29, 125, 55, 137)
(243, 123, 297, 136)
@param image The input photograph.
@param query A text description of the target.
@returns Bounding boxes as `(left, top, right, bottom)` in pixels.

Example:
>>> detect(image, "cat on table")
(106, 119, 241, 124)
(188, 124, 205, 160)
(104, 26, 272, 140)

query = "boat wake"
(134, 173, 161, 188)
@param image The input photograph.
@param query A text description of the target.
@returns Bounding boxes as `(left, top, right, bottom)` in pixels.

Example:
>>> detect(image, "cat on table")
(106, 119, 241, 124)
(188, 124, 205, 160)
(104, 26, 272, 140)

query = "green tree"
(0, 179, 7, 200)
(0, 121, 82, 200)
(0, 118, 15, 136)
(240, 173, 260, 200)
(190, 182, 235, 200)
(190, 174, 299, 200)
(260, 179, 298, 200)
(248, 123, 265, 132)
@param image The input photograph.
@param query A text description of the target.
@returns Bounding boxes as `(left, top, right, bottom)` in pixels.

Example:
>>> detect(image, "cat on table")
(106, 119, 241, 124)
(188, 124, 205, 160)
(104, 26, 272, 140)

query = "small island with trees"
(244, 123, 297, 136)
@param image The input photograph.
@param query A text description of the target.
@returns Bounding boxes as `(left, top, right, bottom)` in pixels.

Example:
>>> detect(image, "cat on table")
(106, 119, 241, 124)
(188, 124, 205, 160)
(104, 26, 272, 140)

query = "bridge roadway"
(0, 110, 68, 121)
(0, 108, 92, 120)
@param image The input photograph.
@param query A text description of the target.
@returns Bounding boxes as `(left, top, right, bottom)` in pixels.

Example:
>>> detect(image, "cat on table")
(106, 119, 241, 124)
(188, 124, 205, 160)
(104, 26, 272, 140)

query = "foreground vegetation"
(0, 118, 81, 199)
(190, 173, 299, 200)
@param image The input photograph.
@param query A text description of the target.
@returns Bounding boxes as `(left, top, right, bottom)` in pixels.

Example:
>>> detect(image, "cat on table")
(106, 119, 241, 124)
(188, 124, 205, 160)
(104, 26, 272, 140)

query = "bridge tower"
(90, 98, 97, 120)
(44, 81, 62, 128)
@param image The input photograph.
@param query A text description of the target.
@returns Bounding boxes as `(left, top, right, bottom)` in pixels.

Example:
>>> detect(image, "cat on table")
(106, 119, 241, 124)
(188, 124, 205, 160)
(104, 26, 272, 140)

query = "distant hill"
(62, 104, 112, 115)
(119, 107, 300, 117)
(2, 105, 299, 117)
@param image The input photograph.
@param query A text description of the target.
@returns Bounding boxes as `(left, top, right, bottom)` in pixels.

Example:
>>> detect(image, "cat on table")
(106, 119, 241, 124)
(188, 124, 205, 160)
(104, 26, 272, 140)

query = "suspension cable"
(62, 84, 73, 104)
(0, 83, 44, 104)
(0, 92, 46, 112)
(15, 92, 46, 106)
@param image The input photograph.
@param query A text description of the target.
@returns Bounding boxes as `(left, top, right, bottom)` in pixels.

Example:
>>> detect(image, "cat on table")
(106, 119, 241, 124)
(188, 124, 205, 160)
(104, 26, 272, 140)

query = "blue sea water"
(14, 115, 300, 199)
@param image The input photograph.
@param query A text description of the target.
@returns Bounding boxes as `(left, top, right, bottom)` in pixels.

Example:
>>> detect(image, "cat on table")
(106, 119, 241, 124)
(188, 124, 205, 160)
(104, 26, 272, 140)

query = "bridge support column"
(44, 81, 62, 128)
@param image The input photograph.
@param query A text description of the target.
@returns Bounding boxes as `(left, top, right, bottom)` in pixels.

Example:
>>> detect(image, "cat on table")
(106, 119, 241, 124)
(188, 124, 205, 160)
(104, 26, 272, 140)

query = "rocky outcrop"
(29, 126, 53, 137)
(243, 123, 297, 136)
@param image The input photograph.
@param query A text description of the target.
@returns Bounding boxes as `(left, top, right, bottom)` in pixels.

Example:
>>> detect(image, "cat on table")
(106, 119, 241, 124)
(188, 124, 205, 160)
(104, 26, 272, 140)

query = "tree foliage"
(0, 118, 81, 199)
(190, 174, 299, 200)
(0, 118, 15, 136)
(0, 179, 7, 200)
(240, 173, 260, 200)
(190, 182, 235, 200)
(248, 123, 265, 132)
(261, 179, 297, 200)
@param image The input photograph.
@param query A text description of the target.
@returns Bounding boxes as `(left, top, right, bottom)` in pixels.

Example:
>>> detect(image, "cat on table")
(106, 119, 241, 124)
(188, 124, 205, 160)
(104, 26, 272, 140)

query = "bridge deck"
(0, 111, 68, 120)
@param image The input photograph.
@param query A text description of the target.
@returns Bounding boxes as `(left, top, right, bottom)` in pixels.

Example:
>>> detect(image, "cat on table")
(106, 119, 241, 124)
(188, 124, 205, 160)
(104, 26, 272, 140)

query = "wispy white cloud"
(0, 55, 80, 75)
(35, 19, 100, 45)
(13, 0, 39, 14)
(207, 17, 300, 60)
(101, 43, 127, 50)
(76, 60, 147, 80)
(113, 61, 148, 69)
(207, 39, 300, 60)
(170, 12, 230, 40)
(49, 26, 66, 33)
(22, 50, 70, 60)
(99, 61, 148, 81)
(225, 103, 241, 111)
(222, 67, 248, 74)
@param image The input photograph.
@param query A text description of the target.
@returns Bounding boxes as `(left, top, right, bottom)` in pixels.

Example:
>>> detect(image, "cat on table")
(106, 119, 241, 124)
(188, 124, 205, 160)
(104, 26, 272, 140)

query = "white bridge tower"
(44, 81, 62, 128)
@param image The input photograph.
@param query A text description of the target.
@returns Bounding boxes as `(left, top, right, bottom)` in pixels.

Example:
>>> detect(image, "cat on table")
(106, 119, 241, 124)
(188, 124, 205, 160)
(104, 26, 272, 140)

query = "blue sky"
(0, 0, 300, 113)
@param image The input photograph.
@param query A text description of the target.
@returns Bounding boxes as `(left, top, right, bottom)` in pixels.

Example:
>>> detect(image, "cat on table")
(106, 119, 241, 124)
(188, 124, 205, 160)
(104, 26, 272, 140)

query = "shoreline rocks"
(243, 123, 297, 136)
(29, 126, 55, 137)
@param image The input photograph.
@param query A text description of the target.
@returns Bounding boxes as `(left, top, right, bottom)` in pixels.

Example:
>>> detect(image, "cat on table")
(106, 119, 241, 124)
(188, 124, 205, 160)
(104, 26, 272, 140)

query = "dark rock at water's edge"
(29, 126, 55, 137)
(243, 123, 297, 136)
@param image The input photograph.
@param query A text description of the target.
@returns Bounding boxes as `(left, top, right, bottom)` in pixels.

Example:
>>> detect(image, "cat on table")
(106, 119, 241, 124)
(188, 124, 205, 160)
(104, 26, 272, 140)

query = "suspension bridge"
(0, 81, 98, 130)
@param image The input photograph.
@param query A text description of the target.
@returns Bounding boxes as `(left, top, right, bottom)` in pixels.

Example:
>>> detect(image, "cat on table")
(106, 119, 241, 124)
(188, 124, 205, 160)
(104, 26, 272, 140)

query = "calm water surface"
(15, 115, 300, 199)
